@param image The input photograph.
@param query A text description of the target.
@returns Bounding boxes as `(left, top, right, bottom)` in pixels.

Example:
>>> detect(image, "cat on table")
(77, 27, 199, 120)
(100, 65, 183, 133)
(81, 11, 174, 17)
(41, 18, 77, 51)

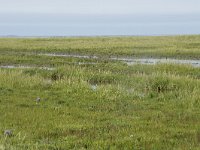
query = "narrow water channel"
(40, 53, 200, 67)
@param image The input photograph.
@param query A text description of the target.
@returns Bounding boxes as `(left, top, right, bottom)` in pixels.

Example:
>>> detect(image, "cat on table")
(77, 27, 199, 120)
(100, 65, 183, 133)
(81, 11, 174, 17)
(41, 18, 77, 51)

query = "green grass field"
(0, 35, 200, 149)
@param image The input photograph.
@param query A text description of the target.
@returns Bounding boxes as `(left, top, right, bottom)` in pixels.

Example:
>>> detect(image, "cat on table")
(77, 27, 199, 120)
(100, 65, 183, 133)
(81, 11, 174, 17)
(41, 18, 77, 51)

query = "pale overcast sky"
(0, 0, 199, 15)
(0, 0, 200, 36)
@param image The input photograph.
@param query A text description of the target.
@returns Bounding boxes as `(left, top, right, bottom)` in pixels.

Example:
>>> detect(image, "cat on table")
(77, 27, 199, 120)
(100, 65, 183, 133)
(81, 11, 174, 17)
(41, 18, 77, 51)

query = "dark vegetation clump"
(146, 76, 178, 93)
(50, 71, 64, 81)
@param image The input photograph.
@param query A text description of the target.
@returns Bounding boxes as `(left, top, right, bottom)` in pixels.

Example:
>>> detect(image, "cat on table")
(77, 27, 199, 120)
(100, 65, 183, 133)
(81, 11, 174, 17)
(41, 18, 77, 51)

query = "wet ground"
(0, 65, 54, 70)
(111, 57, 200, 67)
(1, 53, 200, 69)
(41, 53, 200, 67)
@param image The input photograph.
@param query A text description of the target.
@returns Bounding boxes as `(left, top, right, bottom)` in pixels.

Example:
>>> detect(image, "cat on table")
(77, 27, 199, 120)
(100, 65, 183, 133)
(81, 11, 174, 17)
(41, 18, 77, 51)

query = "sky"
(0, 0, 200, 15)
(0, 0, 200, 36)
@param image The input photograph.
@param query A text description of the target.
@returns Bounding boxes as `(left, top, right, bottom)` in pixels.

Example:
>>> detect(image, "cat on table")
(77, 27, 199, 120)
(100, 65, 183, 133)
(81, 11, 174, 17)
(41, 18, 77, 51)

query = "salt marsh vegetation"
(0, 35, 200, 149)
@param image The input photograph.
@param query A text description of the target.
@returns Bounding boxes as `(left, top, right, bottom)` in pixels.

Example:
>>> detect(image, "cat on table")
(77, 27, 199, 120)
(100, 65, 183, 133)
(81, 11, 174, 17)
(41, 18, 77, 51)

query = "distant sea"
(0, 13, 200, 36)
